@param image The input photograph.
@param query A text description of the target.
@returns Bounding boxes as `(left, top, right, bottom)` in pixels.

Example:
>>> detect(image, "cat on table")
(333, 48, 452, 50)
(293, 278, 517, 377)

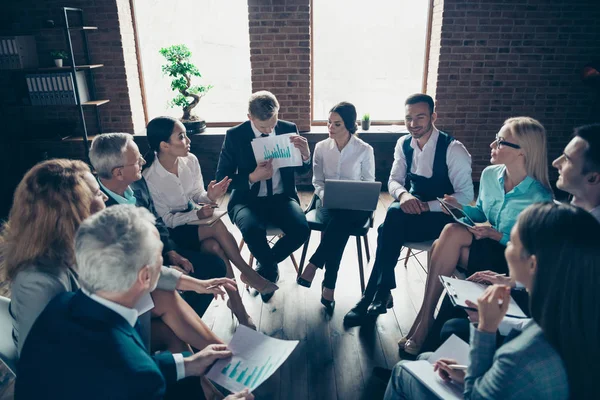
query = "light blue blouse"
(462, 165, 553, 245)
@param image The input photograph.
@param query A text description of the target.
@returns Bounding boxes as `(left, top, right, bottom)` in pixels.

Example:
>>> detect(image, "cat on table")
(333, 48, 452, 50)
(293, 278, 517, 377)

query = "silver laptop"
(322, 179, 382, 211)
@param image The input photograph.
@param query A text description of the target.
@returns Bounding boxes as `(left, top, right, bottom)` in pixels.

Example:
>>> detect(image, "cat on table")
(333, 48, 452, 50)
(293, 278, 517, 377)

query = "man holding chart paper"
(216, 91, 311, 302)
(344, 94, 474, 326)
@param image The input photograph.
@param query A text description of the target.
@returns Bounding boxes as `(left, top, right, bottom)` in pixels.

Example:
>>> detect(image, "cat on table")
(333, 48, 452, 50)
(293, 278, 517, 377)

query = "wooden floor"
(0, 191, 430, 400)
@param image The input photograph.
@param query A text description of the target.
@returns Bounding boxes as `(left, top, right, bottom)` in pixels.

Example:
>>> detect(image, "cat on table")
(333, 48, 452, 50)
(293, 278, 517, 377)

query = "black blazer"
(216, 120, 311, 211)
(16, 290, 181, 400)
(100, 177, 176, 254)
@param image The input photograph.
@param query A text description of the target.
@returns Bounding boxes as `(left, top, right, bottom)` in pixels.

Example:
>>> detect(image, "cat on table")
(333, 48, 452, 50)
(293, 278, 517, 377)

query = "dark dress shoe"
(343, 295, 372, 327)
(366, 291, 393, 316)
(256, 262, 279, 283)
(296, 275, 312, 288)
(260, 291, 275, 302)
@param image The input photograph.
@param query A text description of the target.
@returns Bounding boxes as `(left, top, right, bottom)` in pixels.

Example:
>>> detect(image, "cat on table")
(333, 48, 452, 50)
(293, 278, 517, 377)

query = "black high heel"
(320, 283, 335, 312)
(296, 275, 313, 288)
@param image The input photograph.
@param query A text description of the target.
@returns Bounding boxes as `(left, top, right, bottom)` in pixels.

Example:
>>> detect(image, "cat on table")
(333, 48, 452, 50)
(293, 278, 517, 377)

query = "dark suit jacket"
(100, 177, 176, 254)
(215, 120, 311, 211)
(16, 290, 179, 400)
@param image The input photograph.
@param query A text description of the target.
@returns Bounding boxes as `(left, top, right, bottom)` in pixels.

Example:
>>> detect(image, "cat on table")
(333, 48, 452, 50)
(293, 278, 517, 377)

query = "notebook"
(187, 210, 228, 226)
(440, 276, 527, 318)
(403, 334, 469, 400)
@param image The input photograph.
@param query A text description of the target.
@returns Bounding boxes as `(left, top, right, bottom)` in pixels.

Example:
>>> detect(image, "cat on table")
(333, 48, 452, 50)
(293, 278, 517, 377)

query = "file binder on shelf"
(0, 36, 39, 70)
(25, 71, 90, 106)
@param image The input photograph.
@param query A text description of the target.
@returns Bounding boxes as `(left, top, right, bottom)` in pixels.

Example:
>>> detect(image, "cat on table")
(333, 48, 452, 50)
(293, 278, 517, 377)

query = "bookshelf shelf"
(32, 64, 103, 72)
(82, 99, 109, 106)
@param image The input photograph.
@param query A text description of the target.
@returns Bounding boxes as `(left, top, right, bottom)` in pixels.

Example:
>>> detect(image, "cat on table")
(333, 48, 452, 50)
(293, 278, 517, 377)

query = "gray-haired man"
(17, 205, 253, 400)
(89, 132, 227, 316)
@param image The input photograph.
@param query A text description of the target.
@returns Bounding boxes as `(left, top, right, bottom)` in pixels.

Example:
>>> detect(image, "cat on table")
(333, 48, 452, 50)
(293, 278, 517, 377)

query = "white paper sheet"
(402, 335, 469, 400)
(251, 133, 303, 169)
(206, 325, 299, 392)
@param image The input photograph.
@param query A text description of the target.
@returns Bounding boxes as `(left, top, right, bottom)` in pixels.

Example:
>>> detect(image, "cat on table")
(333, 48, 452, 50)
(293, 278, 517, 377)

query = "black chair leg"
(298, 234, 311, 277)
(356, 236, 365, 293)
(363, 235, 370, 263)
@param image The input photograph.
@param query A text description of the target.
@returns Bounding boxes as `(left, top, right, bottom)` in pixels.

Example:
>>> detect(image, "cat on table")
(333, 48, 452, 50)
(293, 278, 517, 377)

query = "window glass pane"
(133, 0, 252, 123)
(313, 0, 430, 121)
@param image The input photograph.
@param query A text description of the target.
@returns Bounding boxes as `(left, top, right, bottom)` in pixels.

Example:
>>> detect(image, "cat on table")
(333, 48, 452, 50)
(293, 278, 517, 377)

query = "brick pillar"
(247, 0, 311, 132)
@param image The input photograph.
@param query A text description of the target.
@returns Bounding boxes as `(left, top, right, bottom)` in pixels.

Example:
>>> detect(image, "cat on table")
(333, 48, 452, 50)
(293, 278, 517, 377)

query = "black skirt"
(169, 224, 202, 251)
(466, 238, 508, 275)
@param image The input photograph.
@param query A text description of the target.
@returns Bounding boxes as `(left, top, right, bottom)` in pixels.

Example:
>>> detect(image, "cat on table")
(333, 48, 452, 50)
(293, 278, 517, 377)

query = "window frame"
(310, 0, 434, 126)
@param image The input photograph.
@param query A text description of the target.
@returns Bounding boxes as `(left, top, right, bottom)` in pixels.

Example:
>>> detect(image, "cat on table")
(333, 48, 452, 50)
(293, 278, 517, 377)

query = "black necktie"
(261, 133, 273, 196)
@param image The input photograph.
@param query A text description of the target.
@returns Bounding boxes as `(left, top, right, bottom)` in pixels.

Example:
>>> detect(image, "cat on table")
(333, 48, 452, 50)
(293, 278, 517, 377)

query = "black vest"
(403, 131, 455, 202)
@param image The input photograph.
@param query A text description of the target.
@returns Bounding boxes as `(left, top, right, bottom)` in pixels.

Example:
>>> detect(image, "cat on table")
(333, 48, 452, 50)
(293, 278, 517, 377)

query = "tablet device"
(437, 198, 476, 228)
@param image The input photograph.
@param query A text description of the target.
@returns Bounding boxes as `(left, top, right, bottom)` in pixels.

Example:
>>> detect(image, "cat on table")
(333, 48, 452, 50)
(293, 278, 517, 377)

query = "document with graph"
(251, 133, 303, 169)
(206, 325, 299, 392)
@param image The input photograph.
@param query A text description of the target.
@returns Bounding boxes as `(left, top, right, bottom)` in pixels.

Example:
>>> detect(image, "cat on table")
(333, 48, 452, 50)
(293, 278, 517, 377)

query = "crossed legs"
(405, 223, 473, 349)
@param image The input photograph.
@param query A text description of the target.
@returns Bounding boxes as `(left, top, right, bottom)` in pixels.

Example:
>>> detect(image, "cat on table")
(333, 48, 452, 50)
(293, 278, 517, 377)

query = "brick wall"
(247, 0, 311, 132)
(429, 0, 600, 179)
(1, 0, 144, 137)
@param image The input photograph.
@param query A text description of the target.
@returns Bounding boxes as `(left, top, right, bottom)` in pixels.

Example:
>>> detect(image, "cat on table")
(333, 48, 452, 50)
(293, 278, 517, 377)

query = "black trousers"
(230, 194, 310, 280)
(363, 202, 453, 299)
(309, 198, 371, 290)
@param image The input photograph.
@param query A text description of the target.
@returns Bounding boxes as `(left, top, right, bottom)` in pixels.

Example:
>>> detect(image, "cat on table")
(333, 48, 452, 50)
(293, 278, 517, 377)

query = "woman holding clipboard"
(143, 116, 279, 329)
(401, 117, 553, 355)
(385, 202, 599, 399)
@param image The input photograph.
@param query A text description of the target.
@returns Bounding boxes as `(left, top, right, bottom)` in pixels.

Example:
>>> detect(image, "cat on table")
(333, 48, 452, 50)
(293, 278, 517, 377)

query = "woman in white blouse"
(296, 102, 375, 310)
(143, 116, 279, 329)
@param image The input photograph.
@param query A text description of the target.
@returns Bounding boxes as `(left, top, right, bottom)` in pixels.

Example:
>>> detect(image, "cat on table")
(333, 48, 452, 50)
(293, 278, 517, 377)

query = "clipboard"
(437, 198, 476, 228)
(439, 276, 527, 318)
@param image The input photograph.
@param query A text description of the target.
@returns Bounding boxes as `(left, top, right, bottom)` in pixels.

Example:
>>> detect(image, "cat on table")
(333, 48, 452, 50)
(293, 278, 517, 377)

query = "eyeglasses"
(495, 135, 521, 149)
(117, 156, 146, 169)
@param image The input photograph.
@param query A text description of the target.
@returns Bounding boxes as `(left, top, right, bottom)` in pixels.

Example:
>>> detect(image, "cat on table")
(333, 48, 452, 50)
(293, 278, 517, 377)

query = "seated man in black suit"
(216, 91, 311, 302)
(89, 132, 226, 317)
(16, 205, 253, 400)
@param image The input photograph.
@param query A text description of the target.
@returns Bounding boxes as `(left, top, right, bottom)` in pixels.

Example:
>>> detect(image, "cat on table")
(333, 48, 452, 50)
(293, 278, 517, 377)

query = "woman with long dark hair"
(142, 116, 279, 329)
(384, 202, 600, 399)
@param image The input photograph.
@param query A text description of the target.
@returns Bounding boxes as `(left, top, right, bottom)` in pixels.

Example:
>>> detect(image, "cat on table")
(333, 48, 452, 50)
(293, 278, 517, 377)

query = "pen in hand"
(448, 365, 468, 371)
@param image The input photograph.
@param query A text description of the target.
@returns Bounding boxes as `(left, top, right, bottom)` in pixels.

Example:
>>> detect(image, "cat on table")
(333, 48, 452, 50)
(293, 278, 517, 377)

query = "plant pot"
(361, 120, 371, 130)
(182, 118, 206, 134)
(54, 59, 63, 68)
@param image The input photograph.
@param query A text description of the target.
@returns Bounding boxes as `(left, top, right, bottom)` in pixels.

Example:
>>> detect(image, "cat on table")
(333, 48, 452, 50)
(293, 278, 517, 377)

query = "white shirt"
(250, 121, 284, 196)
(80, 289, 185, 380)
(388, 128, 474, 212)
(312, 135, 375, 200)
(143, 153, 212, 228)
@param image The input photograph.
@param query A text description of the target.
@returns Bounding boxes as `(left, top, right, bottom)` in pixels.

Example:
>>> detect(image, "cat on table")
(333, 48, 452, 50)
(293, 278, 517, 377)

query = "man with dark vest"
(216, 91, 311, 302)
(344, 94, 474, 326)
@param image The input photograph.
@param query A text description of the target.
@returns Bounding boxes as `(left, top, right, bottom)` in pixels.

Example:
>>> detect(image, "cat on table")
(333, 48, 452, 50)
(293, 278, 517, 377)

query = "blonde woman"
(401, 117, 553, 355)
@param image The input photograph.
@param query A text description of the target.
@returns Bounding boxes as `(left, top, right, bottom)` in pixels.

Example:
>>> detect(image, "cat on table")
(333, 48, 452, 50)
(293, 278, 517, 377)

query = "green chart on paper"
(221, 355, 283, 388)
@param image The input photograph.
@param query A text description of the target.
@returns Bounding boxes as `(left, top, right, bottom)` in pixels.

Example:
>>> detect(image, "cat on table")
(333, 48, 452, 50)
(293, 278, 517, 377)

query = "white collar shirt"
(312, 135, 375, 200)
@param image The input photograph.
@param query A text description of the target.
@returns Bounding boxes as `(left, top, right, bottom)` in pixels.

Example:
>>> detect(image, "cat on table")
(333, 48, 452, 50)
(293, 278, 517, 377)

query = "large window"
(133, 0, 252, 123)
(313, 0, 431, 122)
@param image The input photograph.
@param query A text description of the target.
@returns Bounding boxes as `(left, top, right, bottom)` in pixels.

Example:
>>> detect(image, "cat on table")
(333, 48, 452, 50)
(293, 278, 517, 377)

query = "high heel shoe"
(320, 284, 335, 312)
(296, 275, 312, 288)
(403, 339, 422, 356)
(397, 336, 409, 350)
(227, 299, 257, 330)
(240, 273, 278, 295)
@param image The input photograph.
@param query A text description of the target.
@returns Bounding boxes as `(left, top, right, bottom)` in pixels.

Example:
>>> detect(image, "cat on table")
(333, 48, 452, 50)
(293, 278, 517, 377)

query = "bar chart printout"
(206, 325, 299, 393)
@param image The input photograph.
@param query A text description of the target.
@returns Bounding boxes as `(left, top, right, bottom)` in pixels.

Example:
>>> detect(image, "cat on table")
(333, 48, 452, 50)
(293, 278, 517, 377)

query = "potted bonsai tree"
(159, 44, 213, 134)
(361, 113, 371, 130)
(50, 50, 68, 68)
